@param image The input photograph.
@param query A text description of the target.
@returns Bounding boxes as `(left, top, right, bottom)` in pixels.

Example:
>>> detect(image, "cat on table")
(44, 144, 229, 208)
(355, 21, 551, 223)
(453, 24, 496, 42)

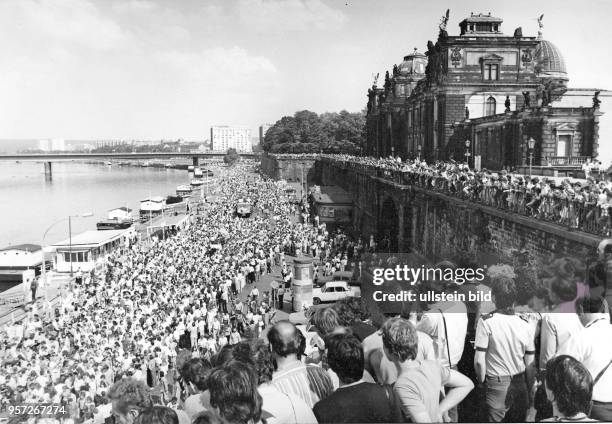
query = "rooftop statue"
(439, 9, 450, 31)
(439, 9, 450, 38)
(537, 13, 544, 39)
(593, 91, 602, 109)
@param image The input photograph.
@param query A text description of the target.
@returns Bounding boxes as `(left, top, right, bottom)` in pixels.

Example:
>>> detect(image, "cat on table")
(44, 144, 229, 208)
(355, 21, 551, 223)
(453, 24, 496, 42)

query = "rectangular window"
(484, 64, 499, 80)
(557, 134, 571, 156)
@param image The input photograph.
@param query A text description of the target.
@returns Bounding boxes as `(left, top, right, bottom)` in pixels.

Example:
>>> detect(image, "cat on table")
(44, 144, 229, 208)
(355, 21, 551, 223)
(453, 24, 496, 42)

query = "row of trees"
(262, 110, 366, 154)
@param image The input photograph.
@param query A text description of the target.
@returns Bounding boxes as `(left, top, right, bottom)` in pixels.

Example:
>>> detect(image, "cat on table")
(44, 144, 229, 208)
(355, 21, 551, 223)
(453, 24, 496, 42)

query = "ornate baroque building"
(366, 12, 603, 171)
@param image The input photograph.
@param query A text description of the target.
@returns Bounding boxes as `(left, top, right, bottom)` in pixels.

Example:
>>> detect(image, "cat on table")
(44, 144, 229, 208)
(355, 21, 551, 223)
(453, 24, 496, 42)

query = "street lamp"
(41, 212, 93, 299)
(464, 140, 471, 167)
(528, 137, 536, 178)
(417, 144, 422, 161)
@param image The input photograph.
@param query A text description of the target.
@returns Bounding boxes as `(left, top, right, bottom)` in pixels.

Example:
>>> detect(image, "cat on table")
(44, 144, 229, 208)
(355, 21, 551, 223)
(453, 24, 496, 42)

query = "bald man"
(268, 320, 334, 408)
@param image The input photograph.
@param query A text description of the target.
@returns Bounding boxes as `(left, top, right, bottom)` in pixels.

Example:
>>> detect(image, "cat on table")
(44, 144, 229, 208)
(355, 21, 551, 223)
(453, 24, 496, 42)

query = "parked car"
(312, 281, 361, 305)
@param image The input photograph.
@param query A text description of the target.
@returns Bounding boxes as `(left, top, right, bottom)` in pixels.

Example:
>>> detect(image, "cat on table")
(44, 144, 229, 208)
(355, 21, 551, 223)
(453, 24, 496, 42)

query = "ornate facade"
(365, 12, 602, 170)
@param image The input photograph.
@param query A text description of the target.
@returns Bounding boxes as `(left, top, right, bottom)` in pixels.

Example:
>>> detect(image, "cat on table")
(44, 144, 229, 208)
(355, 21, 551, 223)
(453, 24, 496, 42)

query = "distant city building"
(38, 139, 66, 151)
(51, 139, 66, 151)
(210, 126, 252, 152)
(37, 139, 50, 152)
(95, 140, 127, 148)
(259, 124, 273, 144)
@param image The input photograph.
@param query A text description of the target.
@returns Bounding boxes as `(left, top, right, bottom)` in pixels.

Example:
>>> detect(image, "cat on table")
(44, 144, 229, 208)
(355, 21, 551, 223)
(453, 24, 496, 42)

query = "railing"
(321, 157, 609, 237)
(546, 156, 591, 166)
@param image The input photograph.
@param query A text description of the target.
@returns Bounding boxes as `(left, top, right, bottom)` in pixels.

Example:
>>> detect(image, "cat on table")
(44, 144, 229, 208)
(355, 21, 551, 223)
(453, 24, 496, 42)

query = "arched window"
(485, 96, 496, 116)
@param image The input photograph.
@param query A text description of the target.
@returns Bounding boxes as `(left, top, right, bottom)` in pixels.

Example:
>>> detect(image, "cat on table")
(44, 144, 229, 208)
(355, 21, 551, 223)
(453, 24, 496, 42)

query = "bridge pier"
(192, 157, 199, 167)
(43, 161, 52, 180)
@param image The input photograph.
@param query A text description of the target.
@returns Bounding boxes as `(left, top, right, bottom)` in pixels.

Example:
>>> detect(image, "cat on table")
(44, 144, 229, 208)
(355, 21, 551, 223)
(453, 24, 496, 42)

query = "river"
(0, 161, 197, 247)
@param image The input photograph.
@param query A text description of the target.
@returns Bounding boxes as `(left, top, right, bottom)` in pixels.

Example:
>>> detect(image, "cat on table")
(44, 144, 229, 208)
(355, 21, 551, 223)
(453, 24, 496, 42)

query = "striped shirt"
(272, 361, 333, 409)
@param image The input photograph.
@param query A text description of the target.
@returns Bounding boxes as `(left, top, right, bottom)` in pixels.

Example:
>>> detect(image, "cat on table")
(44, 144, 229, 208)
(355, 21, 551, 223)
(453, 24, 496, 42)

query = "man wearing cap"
(474, 276, 536, 422)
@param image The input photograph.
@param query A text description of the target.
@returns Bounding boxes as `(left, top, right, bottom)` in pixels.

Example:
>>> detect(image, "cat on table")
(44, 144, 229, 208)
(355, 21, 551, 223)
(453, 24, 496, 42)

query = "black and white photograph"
(1, 0, 612, 423)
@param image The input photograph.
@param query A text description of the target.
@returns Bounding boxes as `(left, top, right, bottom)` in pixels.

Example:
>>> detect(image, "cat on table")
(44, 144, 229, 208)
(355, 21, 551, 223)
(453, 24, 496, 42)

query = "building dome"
(398, 48, 427, 77)
(534, 39, 568, 80)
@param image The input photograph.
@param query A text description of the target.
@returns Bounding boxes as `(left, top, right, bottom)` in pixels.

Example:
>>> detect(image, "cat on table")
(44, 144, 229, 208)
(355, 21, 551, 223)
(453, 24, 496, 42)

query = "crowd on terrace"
(306, 153, 612, 236)
(0, 161, 611, 424)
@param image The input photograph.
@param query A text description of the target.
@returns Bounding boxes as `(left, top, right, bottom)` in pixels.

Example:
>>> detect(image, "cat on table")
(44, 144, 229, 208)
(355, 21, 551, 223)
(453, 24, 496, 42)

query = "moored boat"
(139, 196, 165, 221)
(176, 185, 193, 197)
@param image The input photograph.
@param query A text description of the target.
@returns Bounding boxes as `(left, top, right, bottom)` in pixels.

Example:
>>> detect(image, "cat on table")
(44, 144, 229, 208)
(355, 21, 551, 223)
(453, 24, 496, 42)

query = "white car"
(312, 281, 361, 305)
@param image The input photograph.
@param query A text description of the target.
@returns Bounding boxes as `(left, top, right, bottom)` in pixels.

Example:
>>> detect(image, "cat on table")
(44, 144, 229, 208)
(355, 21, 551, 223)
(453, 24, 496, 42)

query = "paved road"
(0, 272, 72, 326)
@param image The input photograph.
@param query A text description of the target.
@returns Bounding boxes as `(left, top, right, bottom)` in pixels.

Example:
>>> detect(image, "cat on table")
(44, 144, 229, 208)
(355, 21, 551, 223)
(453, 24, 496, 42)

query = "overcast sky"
(0, 0, 610, 140)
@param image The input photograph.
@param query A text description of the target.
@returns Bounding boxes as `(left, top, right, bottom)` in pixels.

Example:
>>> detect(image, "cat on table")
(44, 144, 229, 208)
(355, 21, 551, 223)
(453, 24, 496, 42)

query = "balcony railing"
(322, 157, 610, 237)
(546, 156, 591, 166)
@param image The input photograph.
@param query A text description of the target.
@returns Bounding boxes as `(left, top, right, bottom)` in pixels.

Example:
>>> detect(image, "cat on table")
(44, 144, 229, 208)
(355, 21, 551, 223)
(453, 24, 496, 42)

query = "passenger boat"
(165, 163, 173, 168)
(176, 185, 193, 197)
(96, 219, 133, 230)
(139, 196, 166, 221)
(194, 168, 204, 178)
(187, 165, 195, 172)
(98, 206, 134, 229)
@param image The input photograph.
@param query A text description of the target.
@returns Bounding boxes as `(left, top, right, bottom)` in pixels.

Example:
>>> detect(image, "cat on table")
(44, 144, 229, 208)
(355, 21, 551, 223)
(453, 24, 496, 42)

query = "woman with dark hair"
(542, 355, 596, 422)
(233, 340, 317, 424)
(135, 406, 179, 424)
(179, 358, 213, 420)
(208, 361, 263, 424)
(192, 410, 231, 424)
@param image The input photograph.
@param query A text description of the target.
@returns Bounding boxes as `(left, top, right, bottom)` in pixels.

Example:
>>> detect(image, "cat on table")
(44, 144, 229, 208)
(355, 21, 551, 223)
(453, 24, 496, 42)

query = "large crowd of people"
(1, 160, 611, 424)
(314, 153, 612, 236)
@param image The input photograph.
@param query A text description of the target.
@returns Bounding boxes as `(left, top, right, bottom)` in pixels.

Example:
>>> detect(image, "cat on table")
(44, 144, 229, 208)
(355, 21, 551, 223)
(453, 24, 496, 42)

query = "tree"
(223, 148, 240, 166)
(263, 109, 365, 154)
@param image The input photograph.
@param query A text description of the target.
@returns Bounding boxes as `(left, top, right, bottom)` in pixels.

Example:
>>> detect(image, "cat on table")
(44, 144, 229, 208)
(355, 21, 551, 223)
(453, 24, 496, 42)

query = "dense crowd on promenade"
(1, 160, 611, 424)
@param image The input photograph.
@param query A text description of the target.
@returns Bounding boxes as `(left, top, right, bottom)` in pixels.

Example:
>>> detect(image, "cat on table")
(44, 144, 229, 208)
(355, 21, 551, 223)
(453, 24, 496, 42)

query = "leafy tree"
(223, 148, 240, 166)
(263, 109, 365, 154)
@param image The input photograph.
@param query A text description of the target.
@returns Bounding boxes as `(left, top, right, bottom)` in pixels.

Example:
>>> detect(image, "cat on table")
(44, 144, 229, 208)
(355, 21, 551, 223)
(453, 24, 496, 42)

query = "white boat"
(165, 163, 173, 168)
(190, 179, 204, 187)
(187, 165, 195, 172)
(105, 161, 112, 166)
(176, 185, 193, 197)
(194, 168, 203, 177)
(139, 196, 166, 221)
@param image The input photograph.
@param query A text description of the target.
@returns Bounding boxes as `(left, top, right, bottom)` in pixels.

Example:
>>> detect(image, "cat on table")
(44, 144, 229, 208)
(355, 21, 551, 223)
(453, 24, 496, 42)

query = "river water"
(0, 162, 195, 247)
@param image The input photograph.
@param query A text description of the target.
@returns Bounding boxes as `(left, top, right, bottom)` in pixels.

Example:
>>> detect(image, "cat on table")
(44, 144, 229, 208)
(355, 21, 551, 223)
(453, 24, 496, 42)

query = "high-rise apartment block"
(210, 126, 252, 152)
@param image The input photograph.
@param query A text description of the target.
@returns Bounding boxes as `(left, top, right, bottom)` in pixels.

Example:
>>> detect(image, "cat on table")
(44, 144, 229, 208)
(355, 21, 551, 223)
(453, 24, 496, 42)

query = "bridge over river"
(0, 151, 259, 178)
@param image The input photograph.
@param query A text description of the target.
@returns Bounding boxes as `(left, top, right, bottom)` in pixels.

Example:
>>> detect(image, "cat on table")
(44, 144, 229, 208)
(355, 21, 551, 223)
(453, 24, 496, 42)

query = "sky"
(0, 0, 611, 141)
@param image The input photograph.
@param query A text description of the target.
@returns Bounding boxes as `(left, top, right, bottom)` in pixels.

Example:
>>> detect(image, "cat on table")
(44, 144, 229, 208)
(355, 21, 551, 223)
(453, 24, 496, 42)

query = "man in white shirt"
(558, 295, 612, 421)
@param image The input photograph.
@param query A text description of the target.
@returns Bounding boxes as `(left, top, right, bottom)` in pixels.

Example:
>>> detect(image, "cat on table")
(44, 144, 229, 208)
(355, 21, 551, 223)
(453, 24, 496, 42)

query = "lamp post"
(464, 140, 471, 167)
(528, 137, 536, 178)
(41, 212, 93, 298)
(417, 144, 422, 161)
